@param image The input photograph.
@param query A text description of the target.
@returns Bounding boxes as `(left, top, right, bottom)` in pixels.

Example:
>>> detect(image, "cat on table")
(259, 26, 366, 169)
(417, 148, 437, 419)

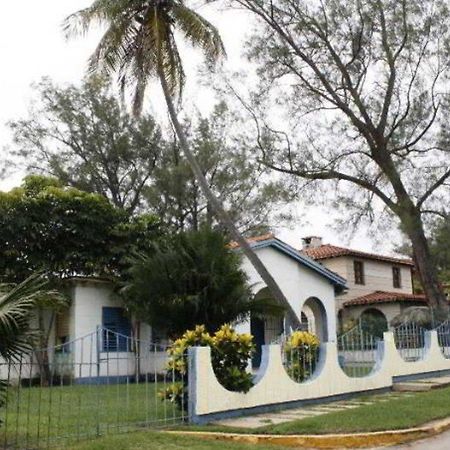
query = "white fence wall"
(188, 330, 450, 423)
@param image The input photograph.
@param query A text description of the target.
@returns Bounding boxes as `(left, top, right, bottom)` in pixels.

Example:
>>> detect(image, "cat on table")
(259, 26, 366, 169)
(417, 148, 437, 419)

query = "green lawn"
(0, 382, 183, 449)
(63, 431, 280, 450)
(175, 387, 450, 436)
(234, 387, 450, 435)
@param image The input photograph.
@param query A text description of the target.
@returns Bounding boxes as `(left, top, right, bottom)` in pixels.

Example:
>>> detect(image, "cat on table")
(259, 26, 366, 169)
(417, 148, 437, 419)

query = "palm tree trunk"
(159, 75, 300, 328)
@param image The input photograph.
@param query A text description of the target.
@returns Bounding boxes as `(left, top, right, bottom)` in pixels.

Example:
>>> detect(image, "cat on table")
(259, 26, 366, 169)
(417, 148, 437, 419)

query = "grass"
(187, 387, 450, 435)
(63, 431, 280, 450)
(262, 388, 450, 435)
(0, 382, 183, 448)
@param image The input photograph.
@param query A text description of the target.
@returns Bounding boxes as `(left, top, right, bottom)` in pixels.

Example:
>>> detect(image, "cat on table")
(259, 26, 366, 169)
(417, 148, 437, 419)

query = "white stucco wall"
(322, 256, 413, 305)
(239, 246, 338, 342)
(69, 280, 165, 379)
(189, 330, 450, 421)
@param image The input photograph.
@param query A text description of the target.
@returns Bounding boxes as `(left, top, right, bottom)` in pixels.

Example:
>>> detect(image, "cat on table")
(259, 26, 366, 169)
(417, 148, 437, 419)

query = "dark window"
(102, 307, 132, 352)
(354, 261, 365, 285)
(393, 267, 402, 288)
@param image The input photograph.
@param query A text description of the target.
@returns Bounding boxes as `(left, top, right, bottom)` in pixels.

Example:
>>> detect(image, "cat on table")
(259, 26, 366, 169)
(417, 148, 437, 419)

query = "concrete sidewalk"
(213, 392, 415, 429)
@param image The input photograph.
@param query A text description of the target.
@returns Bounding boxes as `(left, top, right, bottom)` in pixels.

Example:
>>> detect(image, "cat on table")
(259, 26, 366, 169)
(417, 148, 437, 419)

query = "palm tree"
(64, 0, 299, 323)
(0, 274, 63, 405)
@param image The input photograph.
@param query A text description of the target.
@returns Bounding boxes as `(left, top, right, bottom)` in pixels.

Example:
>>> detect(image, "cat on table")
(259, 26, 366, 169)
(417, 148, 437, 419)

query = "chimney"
(302, 236, 323, 249)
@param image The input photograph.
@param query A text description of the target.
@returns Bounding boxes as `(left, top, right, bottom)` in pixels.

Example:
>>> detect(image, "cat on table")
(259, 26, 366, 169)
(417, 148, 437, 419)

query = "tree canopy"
(7, 77, 290, 235)
(430, 217, 450, 284)
(147, 102, 291, 235)
(0, 175, 159, 283)
(9, 76, 163, 214)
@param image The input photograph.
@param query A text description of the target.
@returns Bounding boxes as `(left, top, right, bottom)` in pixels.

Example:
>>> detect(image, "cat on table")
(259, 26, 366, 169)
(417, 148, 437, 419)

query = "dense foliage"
(162, 325, 254, 410)
(124, 228, 282, 336)
(0, 175, 159, 283)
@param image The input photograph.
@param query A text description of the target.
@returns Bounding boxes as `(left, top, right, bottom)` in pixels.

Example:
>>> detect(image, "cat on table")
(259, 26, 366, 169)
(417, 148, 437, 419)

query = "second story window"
(354, 260, 365, 285)
(393, 267, 402, 288)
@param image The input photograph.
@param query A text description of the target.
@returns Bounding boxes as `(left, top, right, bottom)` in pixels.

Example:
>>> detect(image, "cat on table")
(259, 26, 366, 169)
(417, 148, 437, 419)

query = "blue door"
(251, 317, 265, 368)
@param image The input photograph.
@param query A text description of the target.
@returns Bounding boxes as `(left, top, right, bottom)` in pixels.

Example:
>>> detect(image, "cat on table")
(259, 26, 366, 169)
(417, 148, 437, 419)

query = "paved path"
(214, 393, 415, 429)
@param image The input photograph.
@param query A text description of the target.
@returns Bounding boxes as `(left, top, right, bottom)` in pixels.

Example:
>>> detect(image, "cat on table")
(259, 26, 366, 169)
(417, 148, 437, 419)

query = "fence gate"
(0, 327, 187, 449)
(337, 324, 380, 378)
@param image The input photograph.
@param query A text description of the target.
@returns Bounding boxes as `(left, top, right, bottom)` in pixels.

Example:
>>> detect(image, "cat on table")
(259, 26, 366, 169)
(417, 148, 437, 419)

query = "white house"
(2, 233, 345, 383)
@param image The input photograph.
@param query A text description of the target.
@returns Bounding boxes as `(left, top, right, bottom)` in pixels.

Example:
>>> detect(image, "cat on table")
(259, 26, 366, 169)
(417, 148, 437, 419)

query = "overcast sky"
(0, 1, 397, 254)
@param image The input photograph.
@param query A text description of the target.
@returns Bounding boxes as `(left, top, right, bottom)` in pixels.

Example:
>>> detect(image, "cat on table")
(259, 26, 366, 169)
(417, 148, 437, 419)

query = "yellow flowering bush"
(284, 331, 320, 382)
(211, 325, 254, 393)
(162, 324, 254, 410)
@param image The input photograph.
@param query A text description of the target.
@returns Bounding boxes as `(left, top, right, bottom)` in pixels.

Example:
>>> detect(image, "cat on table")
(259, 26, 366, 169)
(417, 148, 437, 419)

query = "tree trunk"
(400, 208, 448, 323)
(36, 309, 53, 386)
(374, 150, 448, 322)
(158, 75, 300, 328)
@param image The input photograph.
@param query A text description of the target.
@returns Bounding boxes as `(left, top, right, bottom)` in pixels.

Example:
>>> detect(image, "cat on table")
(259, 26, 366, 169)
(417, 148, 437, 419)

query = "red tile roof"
(228, 233, 275, 249)
(302, 244, 414, 266)
(343, 291, 427, 307)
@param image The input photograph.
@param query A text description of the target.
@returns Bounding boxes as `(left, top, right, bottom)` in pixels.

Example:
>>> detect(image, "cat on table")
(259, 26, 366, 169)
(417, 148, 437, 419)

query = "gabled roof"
(230, 235, 347, 292)
(343, 291, 427, 307)
(302, 244, 414, 267)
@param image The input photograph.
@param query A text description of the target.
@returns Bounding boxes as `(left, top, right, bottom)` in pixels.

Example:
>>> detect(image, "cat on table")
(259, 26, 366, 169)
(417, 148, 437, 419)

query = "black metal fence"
(0, 328, 186, 449)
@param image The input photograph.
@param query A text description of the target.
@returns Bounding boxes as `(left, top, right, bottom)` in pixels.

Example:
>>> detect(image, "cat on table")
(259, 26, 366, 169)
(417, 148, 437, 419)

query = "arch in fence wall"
(359, 308, 389, 339)
(251, 287, 285, 368)
(301, 297, 328, 342)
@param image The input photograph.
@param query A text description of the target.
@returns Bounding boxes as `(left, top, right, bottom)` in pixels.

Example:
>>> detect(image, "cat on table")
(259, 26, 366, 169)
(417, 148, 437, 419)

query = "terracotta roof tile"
(228, 233, 275, 249)
(344, 291, 427, 307)
(302, 244, 414, 266)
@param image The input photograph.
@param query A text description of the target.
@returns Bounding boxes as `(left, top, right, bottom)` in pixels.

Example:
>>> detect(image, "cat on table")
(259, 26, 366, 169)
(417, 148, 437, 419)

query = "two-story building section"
(301, 236, 427, 330)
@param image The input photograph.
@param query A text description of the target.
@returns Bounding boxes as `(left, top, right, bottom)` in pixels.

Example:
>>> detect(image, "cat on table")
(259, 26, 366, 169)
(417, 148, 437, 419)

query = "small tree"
(0, 274, 65, 408)
(124, 228, 283, 337)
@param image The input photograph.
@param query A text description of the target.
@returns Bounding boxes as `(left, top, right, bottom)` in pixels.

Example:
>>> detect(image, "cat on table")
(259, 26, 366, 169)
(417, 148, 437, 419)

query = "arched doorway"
(360, 308, 388, 339)
(251, 287, 284, 368)
(301, 297, 328, 342)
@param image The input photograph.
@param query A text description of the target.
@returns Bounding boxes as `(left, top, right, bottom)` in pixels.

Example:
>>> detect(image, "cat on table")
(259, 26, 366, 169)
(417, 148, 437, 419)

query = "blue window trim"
(102, 307, 132, 352)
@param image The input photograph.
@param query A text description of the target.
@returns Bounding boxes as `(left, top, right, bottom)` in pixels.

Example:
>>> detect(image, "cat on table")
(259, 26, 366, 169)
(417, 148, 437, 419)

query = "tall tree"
(227, 0, 450, 318)
(9, 76, 162, 214)
(147, 102, 290, 234)
(65, 0, 298, 323)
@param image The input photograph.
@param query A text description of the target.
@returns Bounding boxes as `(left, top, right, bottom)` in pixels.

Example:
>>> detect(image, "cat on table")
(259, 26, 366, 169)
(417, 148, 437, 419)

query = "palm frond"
(65, 0, 225, 112)
(0, 273, 66, 361)
(172, 3, 226, 63)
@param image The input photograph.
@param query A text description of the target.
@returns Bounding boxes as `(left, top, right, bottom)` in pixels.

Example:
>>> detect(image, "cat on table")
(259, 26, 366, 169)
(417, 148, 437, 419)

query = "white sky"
(0, 1, 397, 254)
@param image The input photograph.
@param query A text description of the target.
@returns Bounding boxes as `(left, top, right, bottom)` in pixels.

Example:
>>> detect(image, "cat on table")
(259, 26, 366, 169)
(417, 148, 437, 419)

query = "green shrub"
(161, 325, 254, 410)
